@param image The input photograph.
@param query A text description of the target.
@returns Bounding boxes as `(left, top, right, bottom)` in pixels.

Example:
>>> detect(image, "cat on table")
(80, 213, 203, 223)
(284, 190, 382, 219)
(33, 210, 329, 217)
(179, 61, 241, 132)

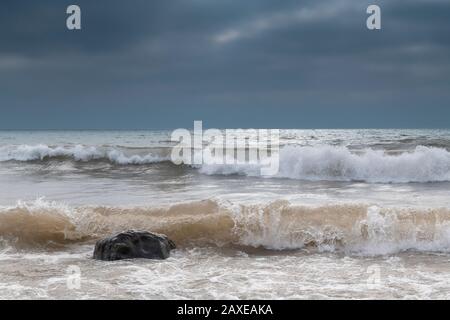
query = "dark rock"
(93, 230, 176, 261)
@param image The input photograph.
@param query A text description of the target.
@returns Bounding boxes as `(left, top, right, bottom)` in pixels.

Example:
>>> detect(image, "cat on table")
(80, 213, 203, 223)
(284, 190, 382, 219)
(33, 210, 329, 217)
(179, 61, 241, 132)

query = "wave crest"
(0, 144, 169, 165)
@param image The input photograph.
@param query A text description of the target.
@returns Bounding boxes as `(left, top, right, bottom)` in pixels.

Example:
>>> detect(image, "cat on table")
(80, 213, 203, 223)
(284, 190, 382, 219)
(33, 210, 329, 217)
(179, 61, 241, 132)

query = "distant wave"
(1, 199, 450, 255)
(2, 144, 450, 183)
(200, 145, 450, 183)
(0, 144, 169, 165)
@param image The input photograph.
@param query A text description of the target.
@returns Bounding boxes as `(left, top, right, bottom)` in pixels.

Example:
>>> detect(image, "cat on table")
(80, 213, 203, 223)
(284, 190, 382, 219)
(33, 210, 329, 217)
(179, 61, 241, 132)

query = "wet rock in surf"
(93, 230, 176, 261)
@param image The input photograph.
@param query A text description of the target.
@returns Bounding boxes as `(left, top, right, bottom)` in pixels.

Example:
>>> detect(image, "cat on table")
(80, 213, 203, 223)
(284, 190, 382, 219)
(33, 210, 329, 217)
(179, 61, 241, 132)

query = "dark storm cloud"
(0, 0, 449, 129)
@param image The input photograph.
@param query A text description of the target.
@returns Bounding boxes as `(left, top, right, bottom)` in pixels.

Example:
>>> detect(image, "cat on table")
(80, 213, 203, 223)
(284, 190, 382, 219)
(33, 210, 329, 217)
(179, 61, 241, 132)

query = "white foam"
(200, 145, 450, 183)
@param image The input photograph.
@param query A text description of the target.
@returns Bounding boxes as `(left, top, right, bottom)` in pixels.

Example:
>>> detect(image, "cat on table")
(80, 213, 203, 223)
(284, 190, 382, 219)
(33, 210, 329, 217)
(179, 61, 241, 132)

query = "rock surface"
(93, 230, 176, 261)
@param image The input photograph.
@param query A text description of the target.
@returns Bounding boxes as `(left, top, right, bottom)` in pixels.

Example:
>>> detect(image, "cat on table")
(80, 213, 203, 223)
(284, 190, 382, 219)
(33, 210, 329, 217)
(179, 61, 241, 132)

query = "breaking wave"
(2, 144, 450, 183)
(200, 145, 450, 183)
(1, 199, 450, 255)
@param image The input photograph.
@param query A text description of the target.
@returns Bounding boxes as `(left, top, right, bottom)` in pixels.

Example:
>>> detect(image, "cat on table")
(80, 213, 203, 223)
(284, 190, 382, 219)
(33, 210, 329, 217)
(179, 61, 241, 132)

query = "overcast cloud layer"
(0, 0, 449, 129)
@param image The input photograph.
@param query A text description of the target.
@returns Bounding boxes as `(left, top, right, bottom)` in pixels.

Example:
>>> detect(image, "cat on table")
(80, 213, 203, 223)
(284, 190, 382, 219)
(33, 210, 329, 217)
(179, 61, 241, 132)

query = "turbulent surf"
(1, 129, 450, 299)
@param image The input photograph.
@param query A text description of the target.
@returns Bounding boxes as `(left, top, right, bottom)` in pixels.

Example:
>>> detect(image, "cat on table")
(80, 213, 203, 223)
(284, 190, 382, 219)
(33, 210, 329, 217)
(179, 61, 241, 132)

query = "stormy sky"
(0, 0, 449, 129)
